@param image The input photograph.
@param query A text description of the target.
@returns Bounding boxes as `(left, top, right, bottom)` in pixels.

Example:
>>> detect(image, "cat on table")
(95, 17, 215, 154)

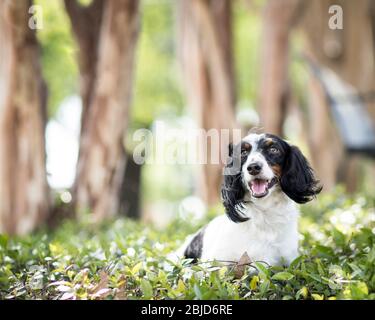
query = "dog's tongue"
(251, 179, 267, 195)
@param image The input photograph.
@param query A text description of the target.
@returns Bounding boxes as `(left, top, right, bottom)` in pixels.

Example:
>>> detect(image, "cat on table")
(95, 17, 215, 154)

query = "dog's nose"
(247, 162, 262, 175)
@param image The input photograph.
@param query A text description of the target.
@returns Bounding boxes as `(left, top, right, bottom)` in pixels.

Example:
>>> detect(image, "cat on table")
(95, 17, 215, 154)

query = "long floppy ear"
(221, 143, 248, 222)
(280, 146, 322, 203)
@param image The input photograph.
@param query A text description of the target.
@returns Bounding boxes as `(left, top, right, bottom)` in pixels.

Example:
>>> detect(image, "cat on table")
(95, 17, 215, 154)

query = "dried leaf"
(233, 252, 252, 279)
(47, 280, 72, 288)
(56, 285, 72, 292)
(91, 288, 111, 299)
(91, 270, 109, 295)
(114, 275, 127, 300)
(60, 292, 75, 300)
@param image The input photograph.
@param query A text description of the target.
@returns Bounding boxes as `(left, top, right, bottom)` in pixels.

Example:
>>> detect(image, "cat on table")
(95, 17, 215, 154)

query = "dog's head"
(221, 133, 322, 222)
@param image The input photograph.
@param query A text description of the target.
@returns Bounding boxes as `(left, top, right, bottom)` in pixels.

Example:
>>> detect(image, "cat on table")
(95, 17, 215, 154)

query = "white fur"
(200, 191, 299, 265)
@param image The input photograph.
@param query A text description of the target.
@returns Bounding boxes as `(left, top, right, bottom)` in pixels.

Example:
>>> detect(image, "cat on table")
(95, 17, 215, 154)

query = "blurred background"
(0, 0, 374, 235)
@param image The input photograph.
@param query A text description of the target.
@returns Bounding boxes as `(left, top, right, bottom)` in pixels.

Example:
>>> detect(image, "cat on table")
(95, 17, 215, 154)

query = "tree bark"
(63, 0, 103, 139)
(74, 0, 140, 220)
(177, 0, 237, 206)
(258, 0, 300, 136)
(0, 0, 49, 234)
(306, 72, 343, 190)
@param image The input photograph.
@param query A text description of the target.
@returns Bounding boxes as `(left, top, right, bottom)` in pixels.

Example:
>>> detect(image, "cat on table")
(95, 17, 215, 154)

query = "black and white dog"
(173, 133, 322, 266)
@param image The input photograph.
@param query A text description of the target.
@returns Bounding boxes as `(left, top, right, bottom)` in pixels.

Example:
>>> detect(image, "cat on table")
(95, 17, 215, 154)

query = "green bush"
(0, 189, 374, 300)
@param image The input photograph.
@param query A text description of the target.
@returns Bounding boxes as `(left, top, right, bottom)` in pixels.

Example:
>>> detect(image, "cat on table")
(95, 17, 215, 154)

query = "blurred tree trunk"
(368, 0, 375, 119)
(300, 0, 375, 192)
(73, 0, 140, 220)
(178, 0, 237, 206)
(63, 0, 103, 143)
(258, 0, 300, 135)
(306, 71, 343, 190)
(0, 0, 49, 234)
(65, 0, 142, 220)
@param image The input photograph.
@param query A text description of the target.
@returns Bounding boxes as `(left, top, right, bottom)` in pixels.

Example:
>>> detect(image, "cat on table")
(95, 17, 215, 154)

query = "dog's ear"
(280, 145, 322, 203)
(221, 143, 248, 223)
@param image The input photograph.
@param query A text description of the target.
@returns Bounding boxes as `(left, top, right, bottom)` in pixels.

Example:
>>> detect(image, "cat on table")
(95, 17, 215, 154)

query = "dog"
(173, 133, 322, 267)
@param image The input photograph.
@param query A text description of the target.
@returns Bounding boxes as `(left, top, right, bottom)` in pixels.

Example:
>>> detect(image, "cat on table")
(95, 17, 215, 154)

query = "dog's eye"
(269, 147, 280, 154)
(241, 149, 248, 156)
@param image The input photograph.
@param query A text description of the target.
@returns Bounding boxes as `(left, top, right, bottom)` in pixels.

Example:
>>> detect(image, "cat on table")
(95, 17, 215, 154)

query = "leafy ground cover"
(0, 189, 374, 300)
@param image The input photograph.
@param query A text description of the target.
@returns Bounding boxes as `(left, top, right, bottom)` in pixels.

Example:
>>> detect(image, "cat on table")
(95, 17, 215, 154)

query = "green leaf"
(314, 245, 334, 258)
(271, 272, 294, 281)
(250, 276, 259, 290)
(350, 282, 369, 299)
(315, 259, 325, 276)
(132, 262, 143, 274)
(289, 255, 303, 269)
(328, 264, 344, 277)
(0, 234, 8, 248)
(259, 279, 270, 295)
(332, 228, 346, 246)
(140, 279, 153, 299)
(49, 242, 64, 256)
(296, 286, 308, 299)
(193, 284, 203, 300)
(308, 273, 322, 283)
(311, 293, 324, 300)
(254, 262, 270, 278)
(176, 279, 185, 292)
(367, 246, 375, 263)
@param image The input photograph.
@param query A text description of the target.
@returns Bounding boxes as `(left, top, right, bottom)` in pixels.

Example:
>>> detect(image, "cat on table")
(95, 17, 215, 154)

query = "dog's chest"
(201, 208, 299, 265)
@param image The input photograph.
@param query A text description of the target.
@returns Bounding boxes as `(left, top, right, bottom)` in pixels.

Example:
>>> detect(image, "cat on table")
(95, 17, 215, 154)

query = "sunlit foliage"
(1, 189, 374, 300)
(35, 0, 79, 116)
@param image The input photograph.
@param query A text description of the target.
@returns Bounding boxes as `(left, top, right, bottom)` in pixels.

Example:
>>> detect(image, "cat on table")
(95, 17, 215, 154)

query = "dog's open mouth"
(249, 178, 278, 198)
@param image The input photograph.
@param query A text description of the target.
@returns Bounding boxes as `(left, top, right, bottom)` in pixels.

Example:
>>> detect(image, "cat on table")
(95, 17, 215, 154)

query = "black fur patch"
(221, 142, 248, 223)
(184, 228, 206, 262)
(280, 145, 323, 203)
(258, 134, 322, 203)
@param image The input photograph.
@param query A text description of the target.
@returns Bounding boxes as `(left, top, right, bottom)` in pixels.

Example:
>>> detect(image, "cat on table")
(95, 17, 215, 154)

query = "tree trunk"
(0, 0, 49, 234)
(63, 0, 103, 140)
(258, 0, 300, 136)
(177, 0, 237, 206)
(74, 0, 140, 220)
(306, 72, 343, 190)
